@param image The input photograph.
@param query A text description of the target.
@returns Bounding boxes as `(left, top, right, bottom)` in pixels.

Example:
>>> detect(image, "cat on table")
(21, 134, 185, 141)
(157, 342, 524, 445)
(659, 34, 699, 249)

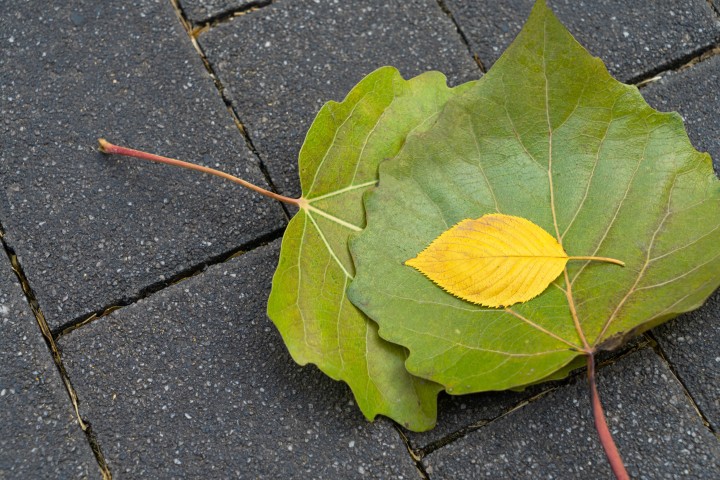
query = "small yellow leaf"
(406, 214, 568, 308)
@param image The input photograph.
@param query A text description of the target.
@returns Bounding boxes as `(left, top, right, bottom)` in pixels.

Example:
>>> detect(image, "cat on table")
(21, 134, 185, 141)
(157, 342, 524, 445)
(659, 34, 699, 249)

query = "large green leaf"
(267, 66, 475, 429)
(348, 1, 720, 394)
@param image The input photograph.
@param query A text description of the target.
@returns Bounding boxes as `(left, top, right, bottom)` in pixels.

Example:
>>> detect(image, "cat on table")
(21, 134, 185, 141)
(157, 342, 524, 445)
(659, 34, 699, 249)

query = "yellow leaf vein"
(306, 212, 353, 279)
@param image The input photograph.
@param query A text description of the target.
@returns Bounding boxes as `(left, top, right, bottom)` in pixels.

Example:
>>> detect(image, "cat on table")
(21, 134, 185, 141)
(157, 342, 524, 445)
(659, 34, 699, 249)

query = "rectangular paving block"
(0, 0, 286, 330)
(0, 254, 98, 477)
(198, 0, 481, 198)
(445, 0, 720, 82)
(424, 348, 720, 479)
(654, 289, 720, 433)
(179, 0, 258, 23)
(641, 54, 720, 172)
(58, 241, 419, 479)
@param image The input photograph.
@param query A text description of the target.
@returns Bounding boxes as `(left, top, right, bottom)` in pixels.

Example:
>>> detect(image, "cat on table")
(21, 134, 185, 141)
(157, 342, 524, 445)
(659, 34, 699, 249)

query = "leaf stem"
(568, 256, 625, 266)
(98, 138, 301, 206)
(562, 268, 590, 352)
(587, 354, 630, 480)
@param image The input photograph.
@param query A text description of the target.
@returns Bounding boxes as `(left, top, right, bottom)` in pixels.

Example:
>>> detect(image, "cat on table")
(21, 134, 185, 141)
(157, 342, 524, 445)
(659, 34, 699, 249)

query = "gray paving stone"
(445, 0, 720, 82)
(179, 0, 257, 23)
(641, 54, 720, 172)
(654, 288, 720, 433)
(199, 0, 480, 197)
(0, 254, 97, 477)
(58, 241, 419, 479)
(0, 1, 286, 330)
(424, 348, 720, 479)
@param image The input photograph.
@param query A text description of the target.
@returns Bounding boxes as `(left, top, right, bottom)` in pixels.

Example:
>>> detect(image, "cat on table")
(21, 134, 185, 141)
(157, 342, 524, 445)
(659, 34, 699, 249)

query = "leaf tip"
(404, 257, 419, 268)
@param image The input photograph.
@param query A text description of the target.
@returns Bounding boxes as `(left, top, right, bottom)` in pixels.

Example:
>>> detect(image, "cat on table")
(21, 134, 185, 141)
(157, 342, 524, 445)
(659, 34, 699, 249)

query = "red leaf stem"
(587, 354, 630, 480)
(98, 138, 301, 206)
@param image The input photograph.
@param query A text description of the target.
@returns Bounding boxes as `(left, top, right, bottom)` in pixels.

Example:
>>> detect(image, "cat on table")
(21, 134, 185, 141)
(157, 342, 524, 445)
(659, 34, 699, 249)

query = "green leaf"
(267, 66, 476, 429)
(348, 1, 720, 394)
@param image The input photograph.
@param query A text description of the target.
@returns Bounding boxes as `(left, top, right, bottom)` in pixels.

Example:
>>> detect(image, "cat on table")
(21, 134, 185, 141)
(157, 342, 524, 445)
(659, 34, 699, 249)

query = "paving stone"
(0, 1, 286, 330)
(179, 0, 256, 23)
(199, 0, 480, 197)
(653, 288, 720, 432)
(58, 242, 419, 479)
(641, 54, 720, 172)
(424, 348, 720, 479)
(0, 254, 97, 477)
(445, 0, 720, 82)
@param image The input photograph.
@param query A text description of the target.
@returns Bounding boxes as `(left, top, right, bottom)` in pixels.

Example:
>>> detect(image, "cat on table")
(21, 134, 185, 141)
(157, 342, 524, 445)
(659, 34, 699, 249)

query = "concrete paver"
(0, 253, 97, 477)
(654, 289, 720, 432)
(0, 0, 286, 331)
(424, 349, 720, 479)
(59, 242, 418, 479)
(445, 0, 720, 82)
(199, 0, 480, 197)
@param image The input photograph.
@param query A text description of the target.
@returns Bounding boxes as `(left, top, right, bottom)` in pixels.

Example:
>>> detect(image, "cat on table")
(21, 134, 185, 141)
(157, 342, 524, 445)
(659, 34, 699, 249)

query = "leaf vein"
(306, 212, 353, 279)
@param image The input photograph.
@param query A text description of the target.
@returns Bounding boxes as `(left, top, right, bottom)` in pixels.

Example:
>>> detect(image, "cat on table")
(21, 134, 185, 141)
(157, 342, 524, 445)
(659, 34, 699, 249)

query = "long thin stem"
(568, 256, 625, 266)
(587, 354, 630, 480)
(98, 139, 301, 206)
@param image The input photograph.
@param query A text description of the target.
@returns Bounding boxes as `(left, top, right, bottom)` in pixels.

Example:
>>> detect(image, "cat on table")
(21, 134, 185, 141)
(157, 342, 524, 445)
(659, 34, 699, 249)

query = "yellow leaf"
(405, 214, 623, 308)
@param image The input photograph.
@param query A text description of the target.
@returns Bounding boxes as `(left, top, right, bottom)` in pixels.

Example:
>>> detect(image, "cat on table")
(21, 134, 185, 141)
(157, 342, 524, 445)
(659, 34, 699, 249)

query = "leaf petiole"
(567, 256, 625, 266)
(97, 139, 302, 207)
(587, 354, 630, 480)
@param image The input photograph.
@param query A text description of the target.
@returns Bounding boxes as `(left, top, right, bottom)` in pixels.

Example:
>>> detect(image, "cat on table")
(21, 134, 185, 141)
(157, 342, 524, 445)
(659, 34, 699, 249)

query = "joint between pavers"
(0, 224, 113, 480)
(416, 390, 548, 459)
(435, 0, 486, 73)
(707, 0, 720, 20)
(633, 43, 720, 88)
(391, 423, 432, 480)
(645, 331, 717, 435)
(170, 0, 292, 221)
(55, 225, 286, 339)
(176, 0, 275, 35)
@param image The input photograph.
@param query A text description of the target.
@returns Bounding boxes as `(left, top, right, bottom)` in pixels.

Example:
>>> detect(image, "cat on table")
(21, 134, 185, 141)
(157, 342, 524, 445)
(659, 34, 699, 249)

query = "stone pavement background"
(1, 0, 718, 478)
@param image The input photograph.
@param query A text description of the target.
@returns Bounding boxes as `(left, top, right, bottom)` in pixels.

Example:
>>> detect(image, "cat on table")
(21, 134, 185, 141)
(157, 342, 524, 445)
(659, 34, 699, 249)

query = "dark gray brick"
(654, 289, 720, 432)
(199, 0, 480, 197)
(0, 255, 97, 477)
(58, 242, 418, 479)
(445, 0, 720, 82)
(0, 1, 286, 330)
(641, 54, 720, 172)
(178, 0, 256, 23)
(424, 349, 720, 479)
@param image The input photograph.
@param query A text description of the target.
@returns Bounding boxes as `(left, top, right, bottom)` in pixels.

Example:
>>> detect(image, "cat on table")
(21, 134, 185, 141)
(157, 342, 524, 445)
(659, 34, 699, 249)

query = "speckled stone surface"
(179, 0, 258, 23)
(445, 0, 720, 82)
(199, 0, 480, 197)
(0, 255, 97, 478)
(59, 242, 418, 479)
(424, 349, 720, 479)
(641, 54, 720, 172)
(0, 0, 286, 330)
(654, 289, 720, 433)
